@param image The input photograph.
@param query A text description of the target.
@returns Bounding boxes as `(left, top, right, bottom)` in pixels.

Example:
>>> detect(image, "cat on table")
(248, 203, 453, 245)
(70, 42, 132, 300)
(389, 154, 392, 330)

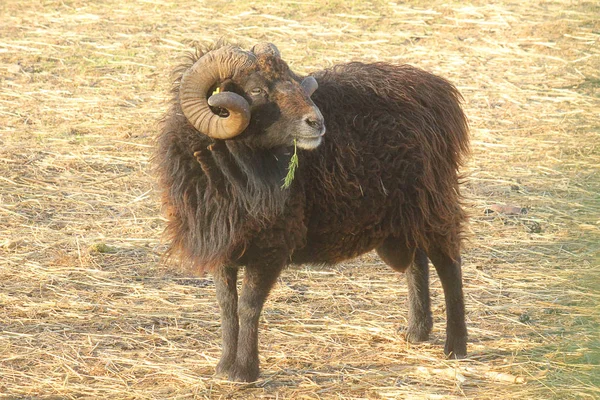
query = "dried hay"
(1, 0, 598, 398)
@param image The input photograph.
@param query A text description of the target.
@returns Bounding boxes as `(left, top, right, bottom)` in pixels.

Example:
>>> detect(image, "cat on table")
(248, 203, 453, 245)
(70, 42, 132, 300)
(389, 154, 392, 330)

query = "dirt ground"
(1, 0, 599, 398)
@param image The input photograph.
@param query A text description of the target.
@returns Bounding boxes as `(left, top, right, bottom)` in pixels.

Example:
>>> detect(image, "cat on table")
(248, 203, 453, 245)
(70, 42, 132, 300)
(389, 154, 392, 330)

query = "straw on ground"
(0, 0, 598, 398)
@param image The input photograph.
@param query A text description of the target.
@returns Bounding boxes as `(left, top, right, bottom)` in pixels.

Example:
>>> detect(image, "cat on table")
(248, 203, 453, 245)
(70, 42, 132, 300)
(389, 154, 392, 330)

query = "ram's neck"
(205, 140, 293, 217)
(231, 141, 291, 185)
(164, 138, 295, 272)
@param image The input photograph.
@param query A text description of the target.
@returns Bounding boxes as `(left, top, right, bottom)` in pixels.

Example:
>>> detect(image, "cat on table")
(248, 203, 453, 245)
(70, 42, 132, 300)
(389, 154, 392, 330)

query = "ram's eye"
(250, 88, 263, 96)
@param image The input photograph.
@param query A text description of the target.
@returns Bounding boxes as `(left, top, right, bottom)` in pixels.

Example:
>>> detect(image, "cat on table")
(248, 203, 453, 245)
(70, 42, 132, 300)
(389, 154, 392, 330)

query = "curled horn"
(301, 76, 318, 97)
(179, 46, 256, 139)
(251, 42, 281, 58)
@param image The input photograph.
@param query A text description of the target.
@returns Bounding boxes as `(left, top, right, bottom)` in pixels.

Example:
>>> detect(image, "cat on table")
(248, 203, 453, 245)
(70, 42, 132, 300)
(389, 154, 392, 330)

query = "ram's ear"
(301, 76, 318, 97)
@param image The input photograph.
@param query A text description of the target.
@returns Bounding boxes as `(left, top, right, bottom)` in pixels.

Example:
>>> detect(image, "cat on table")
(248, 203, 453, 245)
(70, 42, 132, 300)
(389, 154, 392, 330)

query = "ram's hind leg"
(376, 238, 433, 343)
(405, 249, 434, 342)
(428, 243, 467, 358)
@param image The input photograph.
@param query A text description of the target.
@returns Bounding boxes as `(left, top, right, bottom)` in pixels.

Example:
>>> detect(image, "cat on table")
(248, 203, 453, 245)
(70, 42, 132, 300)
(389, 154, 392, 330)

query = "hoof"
(406, 327, 430, 343)
(444, 336, 467, 359)
(403, 316, 432, 343)
(216, 357, 235, 377)
(405, 320, 432, 343)
(228, 363, 259, 383)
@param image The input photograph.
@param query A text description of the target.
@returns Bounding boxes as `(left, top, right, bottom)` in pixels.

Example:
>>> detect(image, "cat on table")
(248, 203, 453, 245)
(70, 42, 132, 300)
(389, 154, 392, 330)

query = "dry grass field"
(1, 0, 599, 398)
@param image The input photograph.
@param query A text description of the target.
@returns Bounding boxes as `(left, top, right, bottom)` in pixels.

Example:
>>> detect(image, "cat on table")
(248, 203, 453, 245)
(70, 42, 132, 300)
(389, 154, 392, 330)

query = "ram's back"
(291, 62, 469, 264)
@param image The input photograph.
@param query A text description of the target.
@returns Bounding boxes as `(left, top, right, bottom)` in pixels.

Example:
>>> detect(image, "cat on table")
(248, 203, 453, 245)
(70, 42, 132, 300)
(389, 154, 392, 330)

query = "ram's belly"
(291, 209, 390, 265)
(290, 174, 397, 264)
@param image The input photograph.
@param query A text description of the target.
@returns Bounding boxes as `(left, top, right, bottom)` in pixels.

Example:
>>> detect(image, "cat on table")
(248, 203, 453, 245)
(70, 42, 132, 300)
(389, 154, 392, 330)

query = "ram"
(155, 42, 470, 382)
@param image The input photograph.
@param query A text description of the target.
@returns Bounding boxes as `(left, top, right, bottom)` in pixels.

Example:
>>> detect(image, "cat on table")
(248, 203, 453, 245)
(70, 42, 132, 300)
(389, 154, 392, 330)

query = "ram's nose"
(304, 116, 325, 134)
(303, 108, 326, 136)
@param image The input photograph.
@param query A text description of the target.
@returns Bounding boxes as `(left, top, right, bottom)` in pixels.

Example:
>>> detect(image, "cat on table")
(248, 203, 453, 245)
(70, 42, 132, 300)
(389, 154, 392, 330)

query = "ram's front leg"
(214, 266, 239, 376)
(228, 257, 285, 382)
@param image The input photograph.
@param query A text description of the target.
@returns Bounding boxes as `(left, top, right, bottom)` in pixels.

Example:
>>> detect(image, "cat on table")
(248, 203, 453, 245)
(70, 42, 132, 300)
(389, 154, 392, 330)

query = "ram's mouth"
(295, 134, 323, 150)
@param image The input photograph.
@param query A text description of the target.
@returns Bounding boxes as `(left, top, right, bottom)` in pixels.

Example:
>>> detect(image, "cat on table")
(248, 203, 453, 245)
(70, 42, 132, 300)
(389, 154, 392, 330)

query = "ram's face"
(239, 61, 325, 150)
(178, 43, 325, 150)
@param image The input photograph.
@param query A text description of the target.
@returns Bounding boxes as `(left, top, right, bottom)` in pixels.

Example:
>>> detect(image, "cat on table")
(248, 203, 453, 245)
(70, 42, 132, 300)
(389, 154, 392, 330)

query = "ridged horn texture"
(251, 42, 281, 58)
(301, 76, 318, 96)
(179, 46, 256, 139)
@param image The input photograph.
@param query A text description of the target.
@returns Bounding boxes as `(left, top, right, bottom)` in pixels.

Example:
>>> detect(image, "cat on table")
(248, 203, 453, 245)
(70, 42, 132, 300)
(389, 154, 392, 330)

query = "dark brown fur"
(155, 43, 470, 382)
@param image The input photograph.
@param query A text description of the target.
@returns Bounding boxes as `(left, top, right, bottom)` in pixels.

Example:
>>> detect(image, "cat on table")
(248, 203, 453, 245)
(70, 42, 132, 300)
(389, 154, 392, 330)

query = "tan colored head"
(178, 43, 325, 149)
